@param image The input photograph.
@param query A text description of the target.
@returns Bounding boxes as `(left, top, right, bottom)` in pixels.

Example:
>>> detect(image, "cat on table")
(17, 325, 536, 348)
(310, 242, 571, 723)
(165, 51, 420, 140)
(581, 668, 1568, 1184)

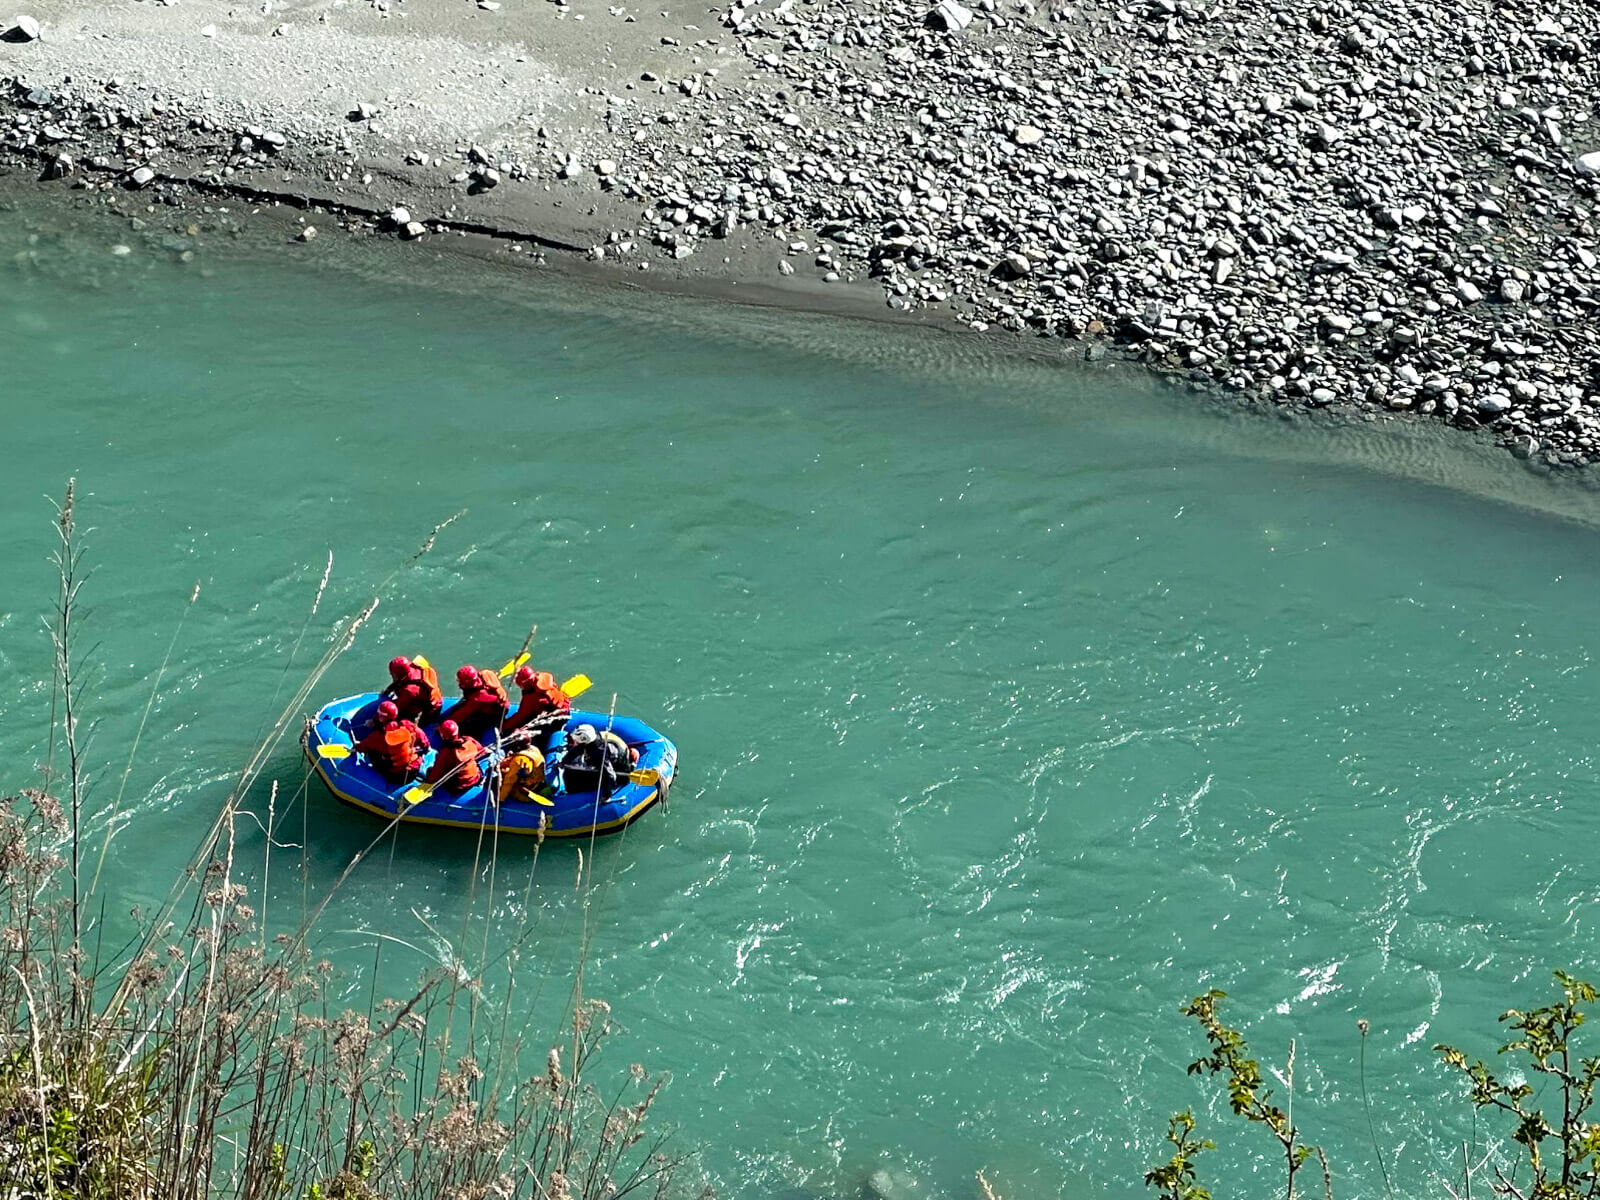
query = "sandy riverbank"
(2, 0, 1598, 465)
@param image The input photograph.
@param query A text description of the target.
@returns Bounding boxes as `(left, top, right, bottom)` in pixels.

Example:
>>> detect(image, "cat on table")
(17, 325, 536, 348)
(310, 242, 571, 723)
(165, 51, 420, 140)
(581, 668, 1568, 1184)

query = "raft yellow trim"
(306, 749, 660, 837)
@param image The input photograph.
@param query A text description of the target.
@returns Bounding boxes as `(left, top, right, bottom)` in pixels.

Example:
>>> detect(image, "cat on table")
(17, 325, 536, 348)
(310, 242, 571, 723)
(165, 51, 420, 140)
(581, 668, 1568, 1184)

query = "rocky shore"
(3, 0, 1598, 464)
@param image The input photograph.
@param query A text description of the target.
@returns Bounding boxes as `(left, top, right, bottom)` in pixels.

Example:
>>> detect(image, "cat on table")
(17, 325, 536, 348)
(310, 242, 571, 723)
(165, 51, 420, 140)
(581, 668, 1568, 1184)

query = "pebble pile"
(4, 0, 1599, 464)
(604, 0, 1600, 464)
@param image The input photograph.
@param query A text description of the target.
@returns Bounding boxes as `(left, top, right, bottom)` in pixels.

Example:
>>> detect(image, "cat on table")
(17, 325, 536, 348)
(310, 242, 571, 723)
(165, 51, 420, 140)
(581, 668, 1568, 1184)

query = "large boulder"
(925, 0, 972, 31)
(2, 14, 41, 41)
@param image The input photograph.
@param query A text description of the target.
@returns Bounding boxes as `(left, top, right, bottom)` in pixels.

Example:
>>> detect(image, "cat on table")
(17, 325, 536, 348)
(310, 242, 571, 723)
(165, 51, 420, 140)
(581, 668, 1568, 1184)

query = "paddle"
(499, 624, 538, 681)
(496, 659, 590, 699)
(316, 744, 350, 760)
(500, 749, 556, 807)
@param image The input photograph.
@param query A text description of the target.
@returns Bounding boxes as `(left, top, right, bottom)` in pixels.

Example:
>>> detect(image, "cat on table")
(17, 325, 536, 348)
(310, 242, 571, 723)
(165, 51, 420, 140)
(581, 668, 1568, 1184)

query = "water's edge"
(7, 172, 1600, 534)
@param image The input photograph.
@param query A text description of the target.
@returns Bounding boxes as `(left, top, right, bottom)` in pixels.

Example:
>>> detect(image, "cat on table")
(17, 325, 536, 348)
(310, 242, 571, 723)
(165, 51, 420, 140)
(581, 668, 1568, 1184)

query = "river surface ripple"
(3, 206, 1600, 1200)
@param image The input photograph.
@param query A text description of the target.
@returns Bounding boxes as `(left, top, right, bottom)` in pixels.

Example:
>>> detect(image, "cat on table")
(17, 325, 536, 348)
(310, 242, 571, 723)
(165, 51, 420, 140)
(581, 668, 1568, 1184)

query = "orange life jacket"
(478, 668, 508, 704)
(417, 661, 442, 709)
(386, 661, 443, 722)
(356, 721, 427, 777)
(452, 669, 509, 736)
(424, 736, 484, 792)
(505, 671, 570, 734)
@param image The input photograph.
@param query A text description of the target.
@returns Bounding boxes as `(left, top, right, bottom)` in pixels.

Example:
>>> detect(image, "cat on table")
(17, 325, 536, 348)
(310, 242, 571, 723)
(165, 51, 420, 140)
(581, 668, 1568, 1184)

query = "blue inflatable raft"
(302, 694, 677, 838)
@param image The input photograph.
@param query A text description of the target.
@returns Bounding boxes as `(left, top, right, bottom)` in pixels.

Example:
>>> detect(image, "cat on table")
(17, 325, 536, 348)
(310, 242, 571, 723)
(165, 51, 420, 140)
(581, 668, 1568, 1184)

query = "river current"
(4, 195, 1600, 1199)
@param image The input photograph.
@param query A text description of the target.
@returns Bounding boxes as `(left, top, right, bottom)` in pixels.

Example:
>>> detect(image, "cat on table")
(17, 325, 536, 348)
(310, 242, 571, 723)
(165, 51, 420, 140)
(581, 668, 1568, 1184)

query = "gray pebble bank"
(623, 0, 1600, 466)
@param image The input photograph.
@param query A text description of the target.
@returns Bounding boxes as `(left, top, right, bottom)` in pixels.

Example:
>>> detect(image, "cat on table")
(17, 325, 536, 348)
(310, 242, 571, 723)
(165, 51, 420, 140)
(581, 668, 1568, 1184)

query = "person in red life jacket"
(382, 655, 443, 724)
(423, 719, 485, 794)
(450, 664, 509, 740)
(354, 700, 431, 785)
(502, 667, 572, 747)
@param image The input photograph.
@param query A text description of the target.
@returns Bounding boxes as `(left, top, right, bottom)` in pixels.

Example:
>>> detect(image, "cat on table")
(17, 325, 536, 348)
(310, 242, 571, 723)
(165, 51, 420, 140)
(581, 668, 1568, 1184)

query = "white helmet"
(569, 724, 598, 745)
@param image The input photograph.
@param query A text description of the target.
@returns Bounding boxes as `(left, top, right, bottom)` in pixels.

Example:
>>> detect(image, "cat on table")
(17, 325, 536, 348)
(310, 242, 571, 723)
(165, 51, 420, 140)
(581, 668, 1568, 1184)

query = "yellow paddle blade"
(628, 768, 659, 785)
(560, 673, 592, 698)
(499, 652, 530, 677)
(317, 744, 351, 760)
(413, 655, 431, 669)
(402, 785, 432, 805)
(497, 780, 553, 807)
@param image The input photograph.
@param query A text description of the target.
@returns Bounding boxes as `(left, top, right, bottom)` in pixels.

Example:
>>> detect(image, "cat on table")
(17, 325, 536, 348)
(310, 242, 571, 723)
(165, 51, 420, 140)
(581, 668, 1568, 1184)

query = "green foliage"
(1146, 990, 1328, 1200)
(1149, 972, 1600, 1200)
(1144, 1110, 1213, 1200)
(0, 1018, 161, 1199)
(259, 1141, 290, 1200)
(1436, 971, 1600, 1200)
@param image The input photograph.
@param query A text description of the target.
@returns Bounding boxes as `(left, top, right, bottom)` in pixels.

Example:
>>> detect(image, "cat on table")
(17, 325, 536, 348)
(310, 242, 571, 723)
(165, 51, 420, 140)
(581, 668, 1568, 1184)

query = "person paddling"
(354, 700, 430, 785)
(450, 665, 509, 740)
(382, 655, 442, 724)
(423, 719, 485, 794)
(502, 666, 571, 747)
(559, 723, 635, 796)
(497, 745, 552, 806)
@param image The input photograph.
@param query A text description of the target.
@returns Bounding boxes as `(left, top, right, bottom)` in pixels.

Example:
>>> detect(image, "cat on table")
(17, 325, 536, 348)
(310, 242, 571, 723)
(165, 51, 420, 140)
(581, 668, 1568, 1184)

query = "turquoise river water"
(4, 197, 1600, 1199)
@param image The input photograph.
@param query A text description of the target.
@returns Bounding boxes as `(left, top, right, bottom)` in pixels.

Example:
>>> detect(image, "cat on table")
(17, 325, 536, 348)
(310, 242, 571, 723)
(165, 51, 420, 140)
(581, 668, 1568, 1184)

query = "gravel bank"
(3, 0, 1598, 464)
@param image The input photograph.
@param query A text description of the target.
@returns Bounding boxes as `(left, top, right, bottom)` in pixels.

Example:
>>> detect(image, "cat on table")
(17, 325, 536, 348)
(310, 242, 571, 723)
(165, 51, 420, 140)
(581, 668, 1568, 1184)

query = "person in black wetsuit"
(560, 724, 634, 796)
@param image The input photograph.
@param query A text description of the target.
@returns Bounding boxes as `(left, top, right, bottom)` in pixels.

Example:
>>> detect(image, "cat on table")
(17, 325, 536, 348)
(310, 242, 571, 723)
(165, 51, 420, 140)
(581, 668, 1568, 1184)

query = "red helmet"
(439, 719, 460, 740)
(514, 665, 536, 687)
(388, 655, 411, 678)
(456, 665, 481, 688)
(376, 700, 399, 721)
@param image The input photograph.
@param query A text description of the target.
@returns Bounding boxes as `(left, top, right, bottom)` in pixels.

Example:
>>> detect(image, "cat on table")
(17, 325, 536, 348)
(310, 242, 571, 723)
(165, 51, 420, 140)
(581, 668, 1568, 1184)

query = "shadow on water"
(237, 749, 632, 904)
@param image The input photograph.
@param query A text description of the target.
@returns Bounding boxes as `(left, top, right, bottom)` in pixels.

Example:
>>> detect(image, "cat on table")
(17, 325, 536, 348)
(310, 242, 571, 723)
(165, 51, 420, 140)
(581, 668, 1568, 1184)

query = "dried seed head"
(205, 881, 248, 907)
(23, 790, 66, 835)
(0, 831, 26, 874)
